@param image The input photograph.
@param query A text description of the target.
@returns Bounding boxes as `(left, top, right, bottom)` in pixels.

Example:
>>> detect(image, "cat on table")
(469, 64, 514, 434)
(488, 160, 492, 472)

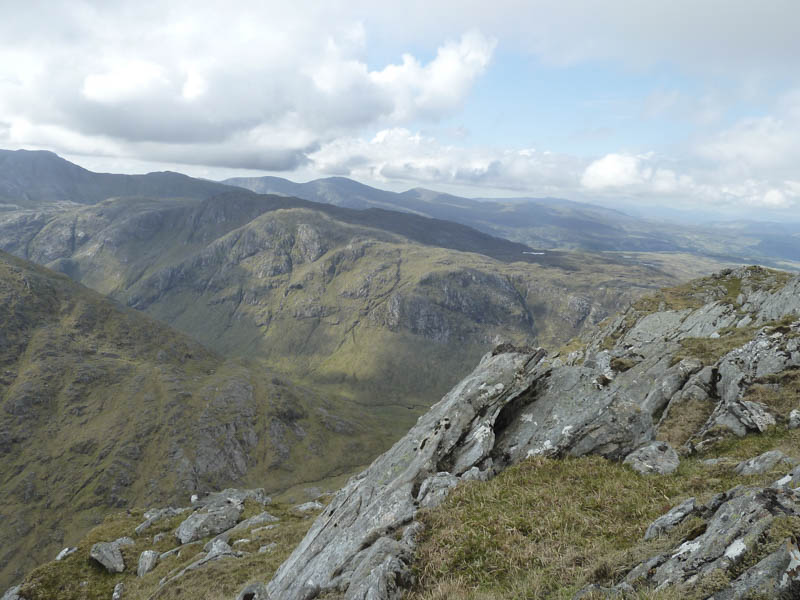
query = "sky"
(2, 0, 800, 220)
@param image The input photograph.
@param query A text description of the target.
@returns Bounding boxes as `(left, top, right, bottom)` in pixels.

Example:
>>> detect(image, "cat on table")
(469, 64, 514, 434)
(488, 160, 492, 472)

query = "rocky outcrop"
(260, 267, 800, 600)
(624, 479, 800, 597)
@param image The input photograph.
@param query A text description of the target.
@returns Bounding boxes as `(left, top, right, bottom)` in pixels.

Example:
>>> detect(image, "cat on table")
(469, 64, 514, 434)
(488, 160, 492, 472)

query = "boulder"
(137, 550, 159, 577)
(90, 537, 133, 573)
(623, 441, 680, 475)
(174, 501, 243, 544)
(735, 450, 796, 475)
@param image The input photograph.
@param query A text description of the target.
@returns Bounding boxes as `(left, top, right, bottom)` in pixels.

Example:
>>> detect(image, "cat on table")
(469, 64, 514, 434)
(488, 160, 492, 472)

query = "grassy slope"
(0, 252, 390, 588)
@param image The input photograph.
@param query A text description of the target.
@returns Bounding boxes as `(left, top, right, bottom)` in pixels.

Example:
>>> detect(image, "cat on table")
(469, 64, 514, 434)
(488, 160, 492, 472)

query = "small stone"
(111, 582, 124, 600)
(258, 543, 278, 554)
(137, 550, 159, 577)
(55, 546, 78, 561)
(789, 410, 800, 430)
(292, 501, 323, 513)
(153, 532, 166, 544)
(233, 539, 250, 546)
(624, 441, 680, 475)
(191, 494, 199, 504)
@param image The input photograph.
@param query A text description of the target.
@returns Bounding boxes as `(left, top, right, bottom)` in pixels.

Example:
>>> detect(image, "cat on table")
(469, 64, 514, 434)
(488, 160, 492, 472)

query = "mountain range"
(225, 174, 800, 266)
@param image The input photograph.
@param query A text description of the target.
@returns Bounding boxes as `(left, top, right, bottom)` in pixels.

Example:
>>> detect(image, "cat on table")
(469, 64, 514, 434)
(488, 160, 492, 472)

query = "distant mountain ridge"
(225, 174, 800, 265)
(0, 149, 231, 207)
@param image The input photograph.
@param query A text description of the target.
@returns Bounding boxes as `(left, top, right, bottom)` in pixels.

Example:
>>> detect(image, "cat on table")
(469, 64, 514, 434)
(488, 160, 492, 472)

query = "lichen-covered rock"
(734, 450, 796, 475)
(624, 441, 680, 475)
(624, 483, 800, 591)
(710, 540, 800, 599)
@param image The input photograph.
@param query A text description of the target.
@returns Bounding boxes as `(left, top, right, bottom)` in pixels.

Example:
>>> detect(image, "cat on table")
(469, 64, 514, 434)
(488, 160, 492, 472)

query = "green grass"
(409, 428, 800, 600)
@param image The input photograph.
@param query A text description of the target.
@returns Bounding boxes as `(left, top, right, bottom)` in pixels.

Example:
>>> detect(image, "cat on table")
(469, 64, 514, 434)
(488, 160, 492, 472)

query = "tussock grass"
(410, 439, 799, 600)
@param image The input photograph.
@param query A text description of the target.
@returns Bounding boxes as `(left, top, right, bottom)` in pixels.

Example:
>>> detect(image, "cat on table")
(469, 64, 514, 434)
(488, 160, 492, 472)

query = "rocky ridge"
(261, 266, 800, 599)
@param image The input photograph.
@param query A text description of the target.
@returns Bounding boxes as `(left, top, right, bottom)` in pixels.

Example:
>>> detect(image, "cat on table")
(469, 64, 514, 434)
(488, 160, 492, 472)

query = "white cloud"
(82, 60, 170, 103)
(0, 3, 494, 171)
(581, 154, 647, 189)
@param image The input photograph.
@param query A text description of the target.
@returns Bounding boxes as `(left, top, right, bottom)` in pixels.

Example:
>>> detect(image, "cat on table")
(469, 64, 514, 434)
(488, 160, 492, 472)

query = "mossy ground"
(410, 428, 800, 600)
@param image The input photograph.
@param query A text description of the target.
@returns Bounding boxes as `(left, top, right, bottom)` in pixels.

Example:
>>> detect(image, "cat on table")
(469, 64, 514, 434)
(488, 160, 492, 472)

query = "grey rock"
(111, 582, 124, 600)
(90, 539, 128, 573)
(174, 500, 243, 544)
(710, 539, 800, 599)
(259, 543, 278, 554)
(644, 497, 696, 540)
(624, 485, 800, 590)
(0, 585, 21, 600)
(623, 441, 680, 475)
(789, 409, 800, 430)
(267, 348, 546, 600)
(772, 465, 800, 489)
(735, 450, 797, 475)
(202, 511, 279, 552)
(135, 507, 189, 535)
(55, 546, 78, 560)
(196, 488, 270, 509)
(236, 583, 269, 600)
(153, 532, 166, 544)
(233, 539, 250, 546)
(157, 539, 238, 591)
(293, 501, 324, 513)
(137, 550, 159, 577)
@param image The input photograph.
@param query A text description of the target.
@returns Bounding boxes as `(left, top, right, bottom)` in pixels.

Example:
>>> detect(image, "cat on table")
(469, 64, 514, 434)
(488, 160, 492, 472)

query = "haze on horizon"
(2, 0, 800, 220)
